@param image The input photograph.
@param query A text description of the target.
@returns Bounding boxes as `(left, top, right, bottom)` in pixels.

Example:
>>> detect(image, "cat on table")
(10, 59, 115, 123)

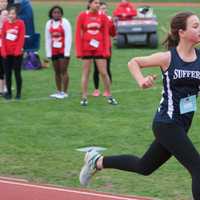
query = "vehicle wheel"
(116, 34, 126, 48)
(149, 33, 158, 48)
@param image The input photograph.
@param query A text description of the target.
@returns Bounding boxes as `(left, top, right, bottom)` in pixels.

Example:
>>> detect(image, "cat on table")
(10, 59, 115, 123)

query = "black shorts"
(82, 56, 105, 60)
(51, 54, 70, 61)
(0, 57, 4, 80)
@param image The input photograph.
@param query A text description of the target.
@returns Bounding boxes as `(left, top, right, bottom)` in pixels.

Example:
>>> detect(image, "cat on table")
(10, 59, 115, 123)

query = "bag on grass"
(22, 52, 42, 70)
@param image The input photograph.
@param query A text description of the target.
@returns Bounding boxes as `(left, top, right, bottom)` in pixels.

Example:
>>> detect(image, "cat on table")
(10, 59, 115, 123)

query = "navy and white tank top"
(154, 47, 200, 131)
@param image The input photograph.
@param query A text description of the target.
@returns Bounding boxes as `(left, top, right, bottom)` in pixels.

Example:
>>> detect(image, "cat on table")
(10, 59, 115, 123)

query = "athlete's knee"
(138, 166, 155, 176)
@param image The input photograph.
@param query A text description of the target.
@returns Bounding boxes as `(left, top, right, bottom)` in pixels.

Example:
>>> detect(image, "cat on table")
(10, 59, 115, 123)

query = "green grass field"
(0, 2, 200, 200)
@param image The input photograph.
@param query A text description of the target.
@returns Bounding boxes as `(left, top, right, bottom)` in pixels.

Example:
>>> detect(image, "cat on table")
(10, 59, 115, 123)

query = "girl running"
(79, 12, 200, 199)
(45, 5, 72, 99)
(1, 6, 25, 100)
(75, 0, 117, 106)
(92, 1, 116, 97)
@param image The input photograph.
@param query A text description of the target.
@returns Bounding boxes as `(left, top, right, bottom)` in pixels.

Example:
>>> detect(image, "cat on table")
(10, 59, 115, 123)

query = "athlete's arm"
(128, 51, 170, 89)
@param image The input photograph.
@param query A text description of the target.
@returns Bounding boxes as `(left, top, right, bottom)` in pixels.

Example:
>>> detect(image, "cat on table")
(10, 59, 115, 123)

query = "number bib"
(6, 32, 17, 41)
(180, 95, 197, 114)
(53, 41, 62, 48)
(89, 39, 99, 48)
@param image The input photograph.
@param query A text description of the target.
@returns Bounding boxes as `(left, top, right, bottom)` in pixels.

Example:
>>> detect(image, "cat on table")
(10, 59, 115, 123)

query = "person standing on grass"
(0, 9, 8, 96)
(92, 1, 116, 97)
(113, 0, 137, 21)
(7, 0, 35, 37)
(75, 0, 118, 106)
(45, 5, 72, 99)
(79, 11, 200, 199)
(1, 6, 25, 100)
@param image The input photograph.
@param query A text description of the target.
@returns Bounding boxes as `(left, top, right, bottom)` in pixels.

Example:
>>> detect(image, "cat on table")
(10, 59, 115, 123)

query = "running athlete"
(2, 6, 25, 100)
(92, 1, 116, 97)
(45, 5, 72, 99)
(79, 12, 200, 199)
(75, 0, 117, 106)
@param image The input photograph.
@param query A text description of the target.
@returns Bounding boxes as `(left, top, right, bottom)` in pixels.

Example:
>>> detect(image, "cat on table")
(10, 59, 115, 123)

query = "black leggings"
(0, 57, 4, 80)
(103, 122, 200, 199)
(93, 57, 112, 89)
(4, 55, 23, 96)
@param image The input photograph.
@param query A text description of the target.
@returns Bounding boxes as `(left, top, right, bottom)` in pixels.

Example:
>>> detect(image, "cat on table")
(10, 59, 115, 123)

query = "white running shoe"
(61, 91, 69, 98)
(79, 149, 101, 186)
(49, 92, 64, 99)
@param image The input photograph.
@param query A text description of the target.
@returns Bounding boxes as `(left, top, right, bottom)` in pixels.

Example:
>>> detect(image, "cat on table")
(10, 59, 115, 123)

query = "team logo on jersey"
(87, 22, 101, 35)
(173, 69, 200, 80)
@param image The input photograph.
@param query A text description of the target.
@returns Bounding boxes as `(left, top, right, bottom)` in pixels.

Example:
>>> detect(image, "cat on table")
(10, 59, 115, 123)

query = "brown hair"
(162, 11, 196, 50)
(87, 0, 96, 10)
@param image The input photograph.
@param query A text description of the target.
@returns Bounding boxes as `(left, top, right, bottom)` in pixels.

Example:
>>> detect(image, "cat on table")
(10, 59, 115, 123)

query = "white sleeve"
(45, 20, 52, 58)
(63, 18, 72, 57)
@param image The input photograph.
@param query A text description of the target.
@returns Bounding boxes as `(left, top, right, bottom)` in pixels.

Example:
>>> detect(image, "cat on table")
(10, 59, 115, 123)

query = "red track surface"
(0, 177, 154, 200)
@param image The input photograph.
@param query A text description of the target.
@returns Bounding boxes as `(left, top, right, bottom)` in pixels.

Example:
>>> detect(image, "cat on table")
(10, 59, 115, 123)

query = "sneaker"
(107, 96, 118, 105)
(103, 91, 111, 97)
(80, 98, 88, 106)
(50, 92, 64, 99)
(79, 149, 101, 186)
(15, 95, 21, 100)
(4, 93, 12, 100)
(92, 89, 100, 97)
(49, 92, 59, 98)
(61, 91, 69, 98)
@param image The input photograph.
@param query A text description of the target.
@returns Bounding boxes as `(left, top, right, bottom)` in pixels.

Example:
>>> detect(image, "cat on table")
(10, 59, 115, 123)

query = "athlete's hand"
(139, 75, 156, 89)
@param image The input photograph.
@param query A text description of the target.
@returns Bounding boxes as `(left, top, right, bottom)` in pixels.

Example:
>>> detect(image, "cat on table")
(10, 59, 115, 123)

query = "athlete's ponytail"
(162, 11, 195, 50)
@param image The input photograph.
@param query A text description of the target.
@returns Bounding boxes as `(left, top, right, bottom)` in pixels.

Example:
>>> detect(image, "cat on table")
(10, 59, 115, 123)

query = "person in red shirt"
(92, 1, 116, 97)
(75, 0, 118, 106)
(0, 9, 8, 96)
(113, 0, 137, 21)
(1, 6, 25, 100)
(45, 5, 72, 99)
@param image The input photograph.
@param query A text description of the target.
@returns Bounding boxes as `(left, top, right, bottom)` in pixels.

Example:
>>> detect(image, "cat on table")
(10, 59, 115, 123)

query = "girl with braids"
(79, 12, 200, 199)
(45, 5, 72, 99)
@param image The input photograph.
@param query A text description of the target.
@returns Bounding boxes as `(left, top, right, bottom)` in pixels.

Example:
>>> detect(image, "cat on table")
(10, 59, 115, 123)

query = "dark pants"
(93, 57, 112, 90)
(0, 57, 4, 80)
(4, 55, 23, 97)
(103, 121, 200, 199)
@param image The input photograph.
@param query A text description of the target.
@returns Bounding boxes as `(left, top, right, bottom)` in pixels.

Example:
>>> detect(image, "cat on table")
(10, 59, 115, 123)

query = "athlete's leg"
(82, 59, 92, 98)
(95, 59, 111, 95)
(52, 59, 62, 92)
(59, 57, 70, 94)
(106, 56, 112, 83)
(153, 122, 200, 199)
(93, 60, 99, 90)
(13, 56, 23, 98)
(102, 139, 171, 175)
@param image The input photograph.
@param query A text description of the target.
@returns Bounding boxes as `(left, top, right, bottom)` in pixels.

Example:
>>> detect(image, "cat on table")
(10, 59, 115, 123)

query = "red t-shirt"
(49, 19, 65, 56)
(1, 19, 25, 57)
(113, 2, 137, 21)
(75, 11, 110, 58)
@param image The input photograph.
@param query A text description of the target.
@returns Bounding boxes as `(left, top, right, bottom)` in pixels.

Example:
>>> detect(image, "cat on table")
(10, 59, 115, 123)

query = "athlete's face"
(0, 0, 8, 10)
(8, 9, 17, 22)
(89, 0, 100, 12)
(180, 15, 200, 44)
(52, 8, 62, 21)
(1, 9, 8, 21)
(99, 5, 107, 15)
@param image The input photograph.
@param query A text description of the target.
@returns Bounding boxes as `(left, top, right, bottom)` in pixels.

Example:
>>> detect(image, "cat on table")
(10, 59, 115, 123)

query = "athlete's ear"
(178, 29, 185, 38)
